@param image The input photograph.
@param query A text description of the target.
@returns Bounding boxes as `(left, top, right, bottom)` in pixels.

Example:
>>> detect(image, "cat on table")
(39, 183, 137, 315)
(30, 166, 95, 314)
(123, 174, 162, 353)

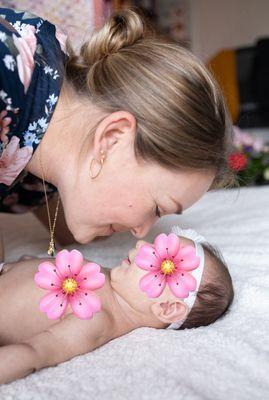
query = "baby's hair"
(178, 242, 234, 330)
(64, 7, 235, 188)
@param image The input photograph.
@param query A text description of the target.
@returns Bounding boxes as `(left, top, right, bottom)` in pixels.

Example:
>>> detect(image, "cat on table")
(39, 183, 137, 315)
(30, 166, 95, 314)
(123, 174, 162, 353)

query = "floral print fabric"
(0, 7, 68, 213)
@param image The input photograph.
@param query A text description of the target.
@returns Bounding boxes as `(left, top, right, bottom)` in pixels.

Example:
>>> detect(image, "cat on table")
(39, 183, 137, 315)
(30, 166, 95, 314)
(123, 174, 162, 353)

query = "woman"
(0, 7, 233, 253)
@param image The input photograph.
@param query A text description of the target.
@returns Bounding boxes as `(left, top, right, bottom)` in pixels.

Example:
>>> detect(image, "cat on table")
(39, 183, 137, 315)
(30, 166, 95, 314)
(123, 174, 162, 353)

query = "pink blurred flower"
(229, 152, 248, 171)
(34, 249, 106, 320)
(12, 25, 37, 93)
(135, 233, 200, 298)
(0, 109, 12, 144)
(233, 126, 264, 152)
(0, 136, 33, 186)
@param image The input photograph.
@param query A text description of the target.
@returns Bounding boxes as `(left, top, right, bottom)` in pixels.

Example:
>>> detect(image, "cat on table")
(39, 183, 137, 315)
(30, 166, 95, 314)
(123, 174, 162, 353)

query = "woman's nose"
(131, 222, 154, 239)
(131, 213, 158, 239)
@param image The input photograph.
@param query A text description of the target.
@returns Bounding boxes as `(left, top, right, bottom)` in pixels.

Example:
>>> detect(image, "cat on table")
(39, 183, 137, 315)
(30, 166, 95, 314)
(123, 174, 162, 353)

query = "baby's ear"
(151, 299, 189, 325)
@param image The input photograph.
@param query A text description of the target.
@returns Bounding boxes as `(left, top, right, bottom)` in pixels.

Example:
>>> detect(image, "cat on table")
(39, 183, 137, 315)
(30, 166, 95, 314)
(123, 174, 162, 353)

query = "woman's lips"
(111, 225, 129, 234)
(100, 226, 112, 237)
(110, 225, 116, 234)
(106, 225, 128, 236)
(103, 225, 115, 236)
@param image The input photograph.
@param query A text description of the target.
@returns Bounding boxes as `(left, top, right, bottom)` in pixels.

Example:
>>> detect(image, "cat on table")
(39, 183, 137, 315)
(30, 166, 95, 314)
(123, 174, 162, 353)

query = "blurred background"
(1, 0, 269, 186)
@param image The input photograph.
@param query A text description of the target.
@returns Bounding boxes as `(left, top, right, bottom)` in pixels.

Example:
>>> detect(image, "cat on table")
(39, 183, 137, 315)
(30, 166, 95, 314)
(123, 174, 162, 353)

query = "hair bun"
(80, 8, 153, 66)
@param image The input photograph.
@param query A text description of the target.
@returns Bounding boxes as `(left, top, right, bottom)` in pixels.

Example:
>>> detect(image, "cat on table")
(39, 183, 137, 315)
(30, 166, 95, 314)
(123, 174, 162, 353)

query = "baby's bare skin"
(0, 257, 128, 384)
(0, 258, 113, 345)
(0, 236, 191, 384)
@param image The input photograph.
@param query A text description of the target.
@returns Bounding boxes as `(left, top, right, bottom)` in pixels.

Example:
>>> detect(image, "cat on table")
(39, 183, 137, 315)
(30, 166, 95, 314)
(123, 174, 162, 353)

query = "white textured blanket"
(0, 186, 268, 400)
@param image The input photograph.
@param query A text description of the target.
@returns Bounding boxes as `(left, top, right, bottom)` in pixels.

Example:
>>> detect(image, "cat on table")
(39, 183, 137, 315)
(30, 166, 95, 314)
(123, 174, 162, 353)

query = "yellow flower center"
(62, 278, 78, 294)
(160, 259, 175, 275)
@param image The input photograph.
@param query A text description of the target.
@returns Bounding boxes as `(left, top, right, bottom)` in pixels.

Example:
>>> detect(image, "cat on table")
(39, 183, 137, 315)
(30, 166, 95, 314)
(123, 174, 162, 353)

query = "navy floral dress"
(0, 7, 69, 213)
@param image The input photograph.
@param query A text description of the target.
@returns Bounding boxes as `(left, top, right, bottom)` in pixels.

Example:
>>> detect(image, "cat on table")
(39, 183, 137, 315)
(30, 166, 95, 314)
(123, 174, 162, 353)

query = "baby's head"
(110, 229, 234, 330)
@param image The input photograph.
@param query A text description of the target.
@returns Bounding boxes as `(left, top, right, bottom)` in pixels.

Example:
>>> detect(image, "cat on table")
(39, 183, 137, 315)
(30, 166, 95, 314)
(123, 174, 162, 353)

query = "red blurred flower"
(229, 152, 248, 171)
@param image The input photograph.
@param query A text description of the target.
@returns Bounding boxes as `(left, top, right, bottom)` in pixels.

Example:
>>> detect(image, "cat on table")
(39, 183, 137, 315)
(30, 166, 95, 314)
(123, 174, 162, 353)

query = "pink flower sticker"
(34, 249, 106, 320)
(135, 233, 200, 298)
(0, 136, 33, 186)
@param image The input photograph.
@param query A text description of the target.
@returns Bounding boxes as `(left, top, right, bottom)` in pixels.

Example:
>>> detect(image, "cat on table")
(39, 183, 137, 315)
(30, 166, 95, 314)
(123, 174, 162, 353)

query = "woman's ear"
(150, 299, 189, 325)
(92, 111, 136, 157)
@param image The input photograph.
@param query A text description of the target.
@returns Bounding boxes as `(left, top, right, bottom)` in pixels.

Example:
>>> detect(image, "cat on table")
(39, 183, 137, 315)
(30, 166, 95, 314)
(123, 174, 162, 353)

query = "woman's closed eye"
(155, 205, 161, 218)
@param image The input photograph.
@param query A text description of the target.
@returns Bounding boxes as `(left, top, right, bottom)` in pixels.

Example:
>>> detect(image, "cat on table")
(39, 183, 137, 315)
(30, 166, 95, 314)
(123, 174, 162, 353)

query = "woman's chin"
(72, 230, 96, 244)
(98, 225, 115, 237)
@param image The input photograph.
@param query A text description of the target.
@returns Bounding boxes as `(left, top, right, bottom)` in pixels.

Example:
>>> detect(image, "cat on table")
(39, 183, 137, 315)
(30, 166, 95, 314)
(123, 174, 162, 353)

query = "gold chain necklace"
(39, 149, 60, 257)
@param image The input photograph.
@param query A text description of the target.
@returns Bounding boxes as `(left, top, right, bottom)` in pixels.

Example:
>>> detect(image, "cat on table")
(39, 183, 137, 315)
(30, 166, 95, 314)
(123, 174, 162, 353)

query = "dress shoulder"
(0, 7, 68, 213)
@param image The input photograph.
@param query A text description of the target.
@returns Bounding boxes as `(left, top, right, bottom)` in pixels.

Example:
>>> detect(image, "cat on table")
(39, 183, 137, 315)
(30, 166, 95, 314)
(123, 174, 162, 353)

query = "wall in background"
(190, 0, 269, 62)
(0, 0, 113, 50)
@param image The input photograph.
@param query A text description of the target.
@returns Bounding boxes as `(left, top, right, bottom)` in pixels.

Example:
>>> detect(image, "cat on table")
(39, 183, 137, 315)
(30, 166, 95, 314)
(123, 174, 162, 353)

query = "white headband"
(166, 227, 206, 330)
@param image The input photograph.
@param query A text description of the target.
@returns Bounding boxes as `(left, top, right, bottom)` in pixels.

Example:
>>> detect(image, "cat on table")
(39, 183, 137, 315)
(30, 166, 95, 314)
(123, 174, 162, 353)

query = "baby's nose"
(136, 240, 147, 249)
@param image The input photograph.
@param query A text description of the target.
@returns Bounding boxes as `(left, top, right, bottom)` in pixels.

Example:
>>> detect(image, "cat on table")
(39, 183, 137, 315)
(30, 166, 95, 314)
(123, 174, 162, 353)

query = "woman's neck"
(24, 80, 94, 188)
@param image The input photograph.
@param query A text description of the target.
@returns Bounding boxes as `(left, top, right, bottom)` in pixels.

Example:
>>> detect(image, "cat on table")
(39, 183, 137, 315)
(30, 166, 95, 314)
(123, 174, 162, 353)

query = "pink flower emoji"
(135, 233, 200, 298)
(0, 109, 12, 144)
(12, 25, 37, 93)
(233, 126, 264, 152)
(34, 249, 106, 320)
(0, 136, 33, 186)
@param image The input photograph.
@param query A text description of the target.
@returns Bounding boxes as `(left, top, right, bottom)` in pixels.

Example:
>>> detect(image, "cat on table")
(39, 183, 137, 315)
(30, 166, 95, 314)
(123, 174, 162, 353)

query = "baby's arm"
(0, 310, 111, 384)
(0, 343, 36, 383)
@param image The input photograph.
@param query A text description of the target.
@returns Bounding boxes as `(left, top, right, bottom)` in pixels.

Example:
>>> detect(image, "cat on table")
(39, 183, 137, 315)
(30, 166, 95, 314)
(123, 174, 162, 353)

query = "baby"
(0, 227, 234, 385)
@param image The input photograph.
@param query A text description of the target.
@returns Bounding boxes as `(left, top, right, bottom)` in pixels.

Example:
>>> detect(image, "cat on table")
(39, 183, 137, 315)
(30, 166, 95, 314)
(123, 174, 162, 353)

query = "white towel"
(0, 186, 268, 400)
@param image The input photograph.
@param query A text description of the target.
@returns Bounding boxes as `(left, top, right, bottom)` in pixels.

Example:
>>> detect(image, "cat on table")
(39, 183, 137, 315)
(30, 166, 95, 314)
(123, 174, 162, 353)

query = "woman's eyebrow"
(169, 197, 183, 214)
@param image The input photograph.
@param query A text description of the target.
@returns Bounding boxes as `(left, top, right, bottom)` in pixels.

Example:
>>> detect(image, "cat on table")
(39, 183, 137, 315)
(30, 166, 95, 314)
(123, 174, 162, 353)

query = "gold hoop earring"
(89, 151, 105, 179)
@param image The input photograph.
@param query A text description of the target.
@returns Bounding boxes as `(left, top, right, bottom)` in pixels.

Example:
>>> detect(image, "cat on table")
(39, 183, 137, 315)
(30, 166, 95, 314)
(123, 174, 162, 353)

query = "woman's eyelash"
(155, 205, 161, 217)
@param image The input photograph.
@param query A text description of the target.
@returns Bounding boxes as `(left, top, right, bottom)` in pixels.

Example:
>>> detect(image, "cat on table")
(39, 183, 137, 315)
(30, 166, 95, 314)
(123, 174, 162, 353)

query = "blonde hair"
(65, 7, 235, 187)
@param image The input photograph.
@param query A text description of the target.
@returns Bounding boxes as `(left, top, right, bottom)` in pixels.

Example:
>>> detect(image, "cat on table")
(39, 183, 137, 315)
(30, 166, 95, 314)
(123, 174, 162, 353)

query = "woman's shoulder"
(0, 7, 43, 34)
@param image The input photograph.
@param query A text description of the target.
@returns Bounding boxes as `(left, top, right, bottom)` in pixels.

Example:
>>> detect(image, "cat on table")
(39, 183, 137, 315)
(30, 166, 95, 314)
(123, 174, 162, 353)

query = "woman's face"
(59, 112, 215, 244)
(61, 159, 214, 244)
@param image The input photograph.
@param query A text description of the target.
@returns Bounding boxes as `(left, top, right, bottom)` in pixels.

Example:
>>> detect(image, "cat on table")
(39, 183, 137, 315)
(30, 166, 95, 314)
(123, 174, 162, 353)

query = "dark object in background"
(237, 37, 269, 128)
(252, 39, 269, 111)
